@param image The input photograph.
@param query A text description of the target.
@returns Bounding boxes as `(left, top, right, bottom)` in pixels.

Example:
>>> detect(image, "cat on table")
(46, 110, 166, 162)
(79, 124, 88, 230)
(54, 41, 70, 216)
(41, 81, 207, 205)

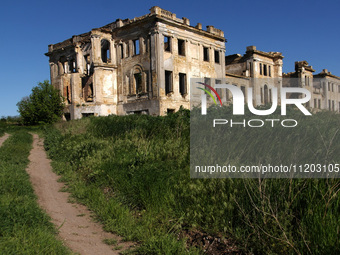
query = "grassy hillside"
(44, 108, 340, 254)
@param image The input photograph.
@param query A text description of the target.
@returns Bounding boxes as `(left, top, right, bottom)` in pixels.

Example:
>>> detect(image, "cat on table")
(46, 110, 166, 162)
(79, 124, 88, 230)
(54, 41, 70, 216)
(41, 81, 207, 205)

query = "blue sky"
(1, 0, 339, 117)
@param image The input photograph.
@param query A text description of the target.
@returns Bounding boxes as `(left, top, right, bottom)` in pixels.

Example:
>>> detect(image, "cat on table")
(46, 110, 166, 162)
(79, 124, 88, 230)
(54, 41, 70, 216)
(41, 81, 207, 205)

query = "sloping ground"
(26, 134, 134, 255)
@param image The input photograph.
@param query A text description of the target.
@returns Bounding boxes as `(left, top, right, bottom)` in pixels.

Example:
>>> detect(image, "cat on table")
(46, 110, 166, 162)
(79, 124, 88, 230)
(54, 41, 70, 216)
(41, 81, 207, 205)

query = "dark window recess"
(179, 73, 187, 96)
(66, 86, 71, 104)
(215, 80, 222, 98)
(69, 59, 77, 73)
(101, 39, 110, 63)
(178, 39, 185, 56)
(269, 66, 271, 77)
(133, 39, 140, 55)
(214, 50, 220, 63)
(263, 64, 267, 76)
(203, 47, 209, 61)
(260, 63, 262, 75)
(167, 109, 175, 114)
(64, 113, 71, 121)
(165, 71, 173, 94)
(134, 72, 142, 94)
(164, 36, 171, 52)
(204, 77, 211, 94)
(82, 76, 94, 102)
(82, 113, 94, 118)
(120, 44, 124, 59)
(314, 99, 317, 108)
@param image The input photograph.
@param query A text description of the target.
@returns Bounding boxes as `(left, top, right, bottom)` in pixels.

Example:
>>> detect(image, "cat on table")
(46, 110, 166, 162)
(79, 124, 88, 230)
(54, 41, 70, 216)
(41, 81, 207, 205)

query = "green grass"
(0, 131, 72, 254)
(43, 107, 340, 255)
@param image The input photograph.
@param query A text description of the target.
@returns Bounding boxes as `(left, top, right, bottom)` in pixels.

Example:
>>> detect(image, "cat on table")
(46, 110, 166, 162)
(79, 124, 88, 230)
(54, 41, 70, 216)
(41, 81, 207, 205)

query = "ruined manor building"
(46, 7, 340, 120)
(45, 6, 225, 119)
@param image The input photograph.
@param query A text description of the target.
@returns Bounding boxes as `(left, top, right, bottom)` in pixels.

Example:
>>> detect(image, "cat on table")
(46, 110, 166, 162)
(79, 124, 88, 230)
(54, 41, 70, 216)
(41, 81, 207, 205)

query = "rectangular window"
(120, 44, 124, 59)
(164, 36, 171, 52)
(328, 82, 330, 91)
(332, 83, 334, 92)
(203, 47, 209, 61)
(178, 39, 185, 56)
(134, 72, 142, 94)
(332, 100, 335, 111)
(260, 63, 262, 75)
(329, 100, 331, 110)
(133, 39, 140, 55)
(319, 99, 321, 109)
(179, 73, 187, 96)
(263, 64, 267, 76)
(216, 79, 222, 98)
(165, 71, 173, 94)
(204, 77, 211, 95)
(314, 99, 317, 108)
(269, 66, 271, 77)
(214, 50, 220, 64)
(260, 87, 263, 103)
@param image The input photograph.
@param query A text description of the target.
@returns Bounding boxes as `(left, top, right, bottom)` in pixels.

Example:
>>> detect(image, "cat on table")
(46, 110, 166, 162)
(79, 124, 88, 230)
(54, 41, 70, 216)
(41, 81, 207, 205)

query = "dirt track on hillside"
(26, 134, 132, 255)
(0, 133, 10, 147)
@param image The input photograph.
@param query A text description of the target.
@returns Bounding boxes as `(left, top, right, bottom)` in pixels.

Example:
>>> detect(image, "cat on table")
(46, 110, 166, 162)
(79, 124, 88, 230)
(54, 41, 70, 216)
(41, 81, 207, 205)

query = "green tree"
(17, 80, 64, 125)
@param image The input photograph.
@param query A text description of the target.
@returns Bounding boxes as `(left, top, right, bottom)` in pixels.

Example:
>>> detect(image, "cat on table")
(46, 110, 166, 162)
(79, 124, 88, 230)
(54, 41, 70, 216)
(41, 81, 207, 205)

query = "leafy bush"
(17, 80, 64, 125)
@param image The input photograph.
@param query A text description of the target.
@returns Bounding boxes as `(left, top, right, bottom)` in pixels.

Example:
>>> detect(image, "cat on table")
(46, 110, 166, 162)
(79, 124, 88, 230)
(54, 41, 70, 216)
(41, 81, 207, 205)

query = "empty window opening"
(64, 113, 71, 121)
(269, 66, 271, 77)
(167, 109, 175, 114)
(164, 36, 171, 52)
(203, 47, 209, 61)
(329, 100, 331, 110)
(133, 39, 140, 55)
(214, 50, 220, 64)
(204, 78, 211, 95)
(101, 39, 110, 63)
(134, 72, 142, 94)
(66, 86, 71, 104)
(260, 63, 262, 75)
(332, 100, 335, 111)
(84, 55, 91, 75)
(263, 64, 267, 76)
(165, 71, 173, 94)
(215, 80, 222, 99)
(69, 59, 77, 73)
(178, 39, 185, 56)
(264, 85, 269, 104)
(179, 73, 187, 96)
(82, 113, 94, 118)
(82, 76, 94, 102)
(314, 99, 317, 108)
(120, 44, 124, 59)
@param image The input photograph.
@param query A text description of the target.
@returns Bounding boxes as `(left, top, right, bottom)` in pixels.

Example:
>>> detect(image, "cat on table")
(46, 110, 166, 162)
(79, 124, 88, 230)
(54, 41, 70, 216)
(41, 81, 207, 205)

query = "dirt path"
(0, 133, 10, 147)
(26, 134, 132, 255)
